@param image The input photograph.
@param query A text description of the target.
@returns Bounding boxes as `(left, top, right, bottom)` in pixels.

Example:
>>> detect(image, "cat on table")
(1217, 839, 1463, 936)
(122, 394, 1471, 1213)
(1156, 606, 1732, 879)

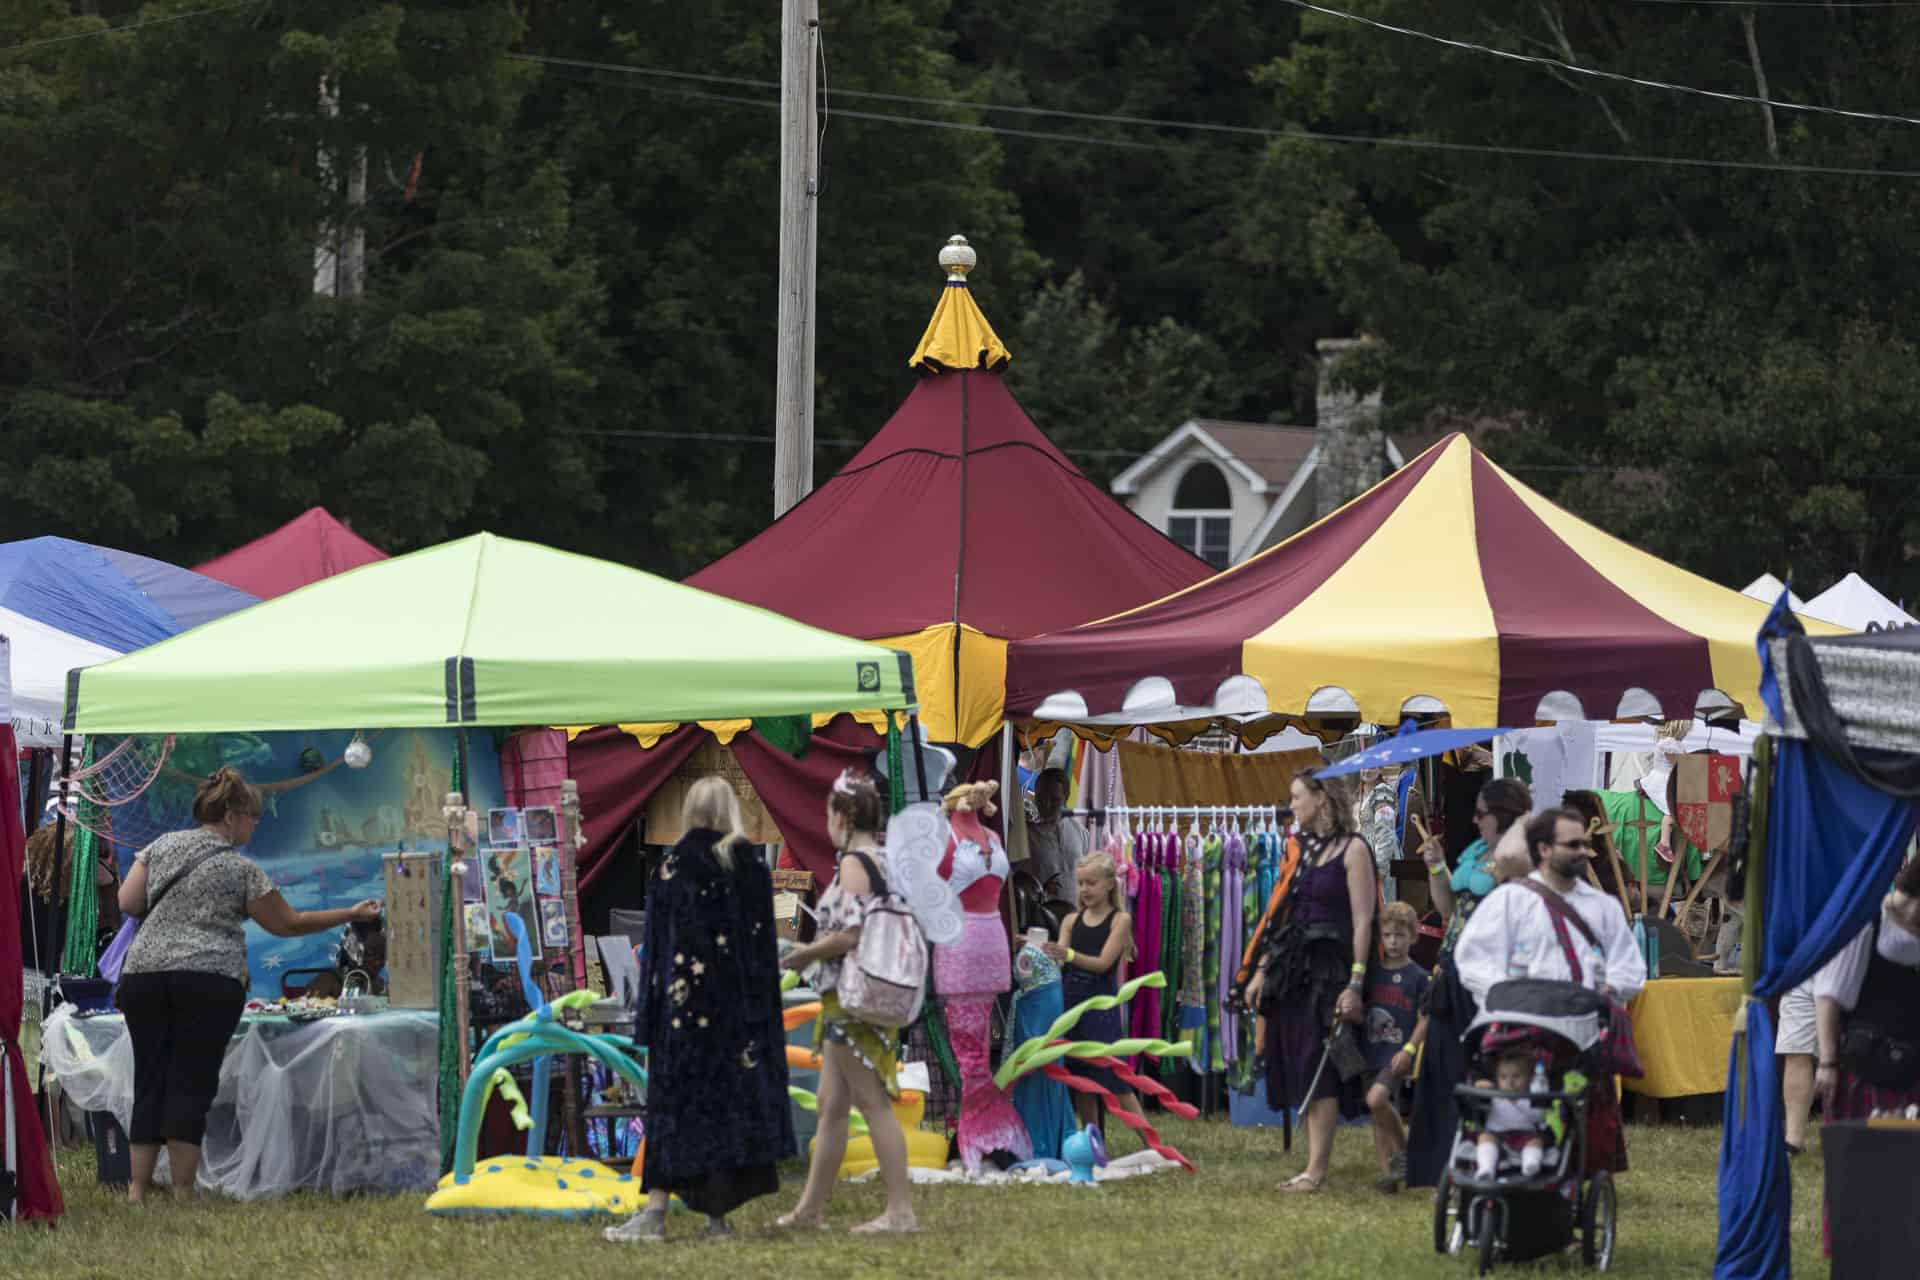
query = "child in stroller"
(1434, 979, 1618, 1273)
(1472, 1051, 1549, 1179)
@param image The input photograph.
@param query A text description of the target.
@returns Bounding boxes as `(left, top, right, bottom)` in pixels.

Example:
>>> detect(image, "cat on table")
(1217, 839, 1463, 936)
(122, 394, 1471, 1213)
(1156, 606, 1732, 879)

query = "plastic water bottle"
(1531, 1061, 1550, 1097)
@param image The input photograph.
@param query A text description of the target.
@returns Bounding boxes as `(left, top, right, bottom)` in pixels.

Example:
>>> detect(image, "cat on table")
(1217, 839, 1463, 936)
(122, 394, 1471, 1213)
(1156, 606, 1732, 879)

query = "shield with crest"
(1675, 753, 1743, 854)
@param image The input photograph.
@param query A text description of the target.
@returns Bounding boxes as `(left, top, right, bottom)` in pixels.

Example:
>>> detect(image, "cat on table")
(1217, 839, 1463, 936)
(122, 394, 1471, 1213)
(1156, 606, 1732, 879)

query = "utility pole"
(773, 0, 820, 517)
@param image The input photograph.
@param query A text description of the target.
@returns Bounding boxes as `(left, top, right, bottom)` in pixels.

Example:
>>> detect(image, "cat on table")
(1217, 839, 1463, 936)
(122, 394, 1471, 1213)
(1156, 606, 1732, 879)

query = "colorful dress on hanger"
(1203, 833, 1224, 1073)
(1130, 831, 1165, 1048)
(1218, 830, 1245, 1071)
(934, 809, 1031, 1170)
(1158, 836, 1185, 1080)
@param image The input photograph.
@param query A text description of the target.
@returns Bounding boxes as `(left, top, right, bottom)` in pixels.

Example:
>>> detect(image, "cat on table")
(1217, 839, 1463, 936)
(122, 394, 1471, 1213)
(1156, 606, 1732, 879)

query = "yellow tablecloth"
(1625, 976, 1742, 1098)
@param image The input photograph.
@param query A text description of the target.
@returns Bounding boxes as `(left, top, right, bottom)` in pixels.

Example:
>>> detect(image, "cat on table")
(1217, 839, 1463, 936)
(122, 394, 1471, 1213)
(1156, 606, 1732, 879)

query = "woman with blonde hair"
(607, 776, 791, 1244)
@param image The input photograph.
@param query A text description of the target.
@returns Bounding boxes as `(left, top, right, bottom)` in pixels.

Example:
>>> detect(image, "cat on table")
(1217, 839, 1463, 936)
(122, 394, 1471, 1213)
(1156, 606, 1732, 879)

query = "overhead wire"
(0, 1, 260, 57)
(1281, 0, 1920, 127)
(514, 51, 1920, 180)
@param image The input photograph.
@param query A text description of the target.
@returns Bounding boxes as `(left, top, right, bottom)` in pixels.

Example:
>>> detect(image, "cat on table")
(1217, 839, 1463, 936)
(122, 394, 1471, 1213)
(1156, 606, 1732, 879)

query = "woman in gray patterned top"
(114, 767, 381, 1203)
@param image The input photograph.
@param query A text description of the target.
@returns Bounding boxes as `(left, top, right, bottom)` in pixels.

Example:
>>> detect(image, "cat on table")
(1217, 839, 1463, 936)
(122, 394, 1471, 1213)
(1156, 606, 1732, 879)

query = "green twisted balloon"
(996, 1036, 1193, 1090)
(993, 970, 1173, 1089)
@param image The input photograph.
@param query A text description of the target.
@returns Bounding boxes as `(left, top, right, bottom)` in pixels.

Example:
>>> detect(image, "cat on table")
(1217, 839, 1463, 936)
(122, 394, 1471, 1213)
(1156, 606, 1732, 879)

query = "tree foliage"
(1259, 0, 1920, 597)
(2, 0, 1915, 602)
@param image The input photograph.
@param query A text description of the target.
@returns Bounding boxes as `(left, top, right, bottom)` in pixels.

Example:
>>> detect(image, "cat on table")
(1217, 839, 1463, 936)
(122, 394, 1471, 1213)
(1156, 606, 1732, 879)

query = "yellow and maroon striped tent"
(1006, 433, 1844, 728)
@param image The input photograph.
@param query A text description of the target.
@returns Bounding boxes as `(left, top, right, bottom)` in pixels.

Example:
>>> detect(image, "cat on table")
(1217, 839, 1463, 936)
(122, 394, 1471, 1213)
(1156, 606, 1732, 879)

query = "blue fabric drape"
(1713, 597, 1920, 1279)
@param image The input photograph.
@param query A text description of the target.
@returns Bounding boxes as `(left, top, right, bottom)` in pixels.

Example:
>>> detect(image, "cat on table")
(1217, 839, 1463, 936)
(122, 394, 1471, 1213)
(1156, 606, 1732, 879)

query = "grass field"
(12, 1119, 1830, 1279)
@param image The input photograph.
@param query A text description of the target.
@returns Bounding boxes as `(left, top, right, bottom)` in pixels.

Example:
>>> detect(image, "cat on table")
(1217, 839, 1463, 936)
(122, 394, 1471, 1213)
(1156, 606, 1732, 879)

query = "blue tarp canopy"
(0, 537, 257, 745)
(0, 536, 257, 653)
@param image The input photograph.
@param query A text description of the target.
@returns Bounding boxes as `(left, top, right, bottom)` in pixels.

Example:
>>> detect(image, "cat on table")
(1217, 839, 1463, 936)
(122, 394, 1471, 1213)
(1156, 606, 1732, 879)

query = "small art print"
(532, 846, 561, 897)
(487, 807, 523, 847)
(539, 897, 569, 948)
(523, 806, 559, 844)
(463, 902, 493, 955)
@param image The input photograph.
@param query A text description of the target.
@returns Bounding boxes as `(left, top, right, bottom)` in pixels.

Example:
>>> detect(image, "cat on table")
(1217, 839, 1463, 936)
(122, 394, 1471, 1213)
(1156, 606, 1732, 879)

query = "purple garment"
(1263, 842, 1365, 1118)
(1218, 832, 1245, 1064)
(1130, 832, 1165, 1047)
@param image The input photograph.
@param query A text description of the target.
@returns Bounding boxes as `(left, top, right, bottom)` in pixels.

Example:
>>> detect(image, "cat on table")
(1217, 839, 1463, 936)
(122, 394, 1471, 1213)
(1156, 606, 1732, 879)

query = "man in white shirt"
(1454, 808, 1648, 1006)
(1452, 807, 1647, 1173)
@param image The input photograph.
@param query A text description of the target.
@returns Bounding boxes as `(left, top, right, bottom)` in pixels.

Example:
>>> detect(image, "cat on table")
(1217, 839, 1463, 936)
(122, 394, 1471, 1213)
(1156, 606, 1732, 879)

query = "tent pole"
(951, 371, 969, 740)
(907, 712, 932, 803)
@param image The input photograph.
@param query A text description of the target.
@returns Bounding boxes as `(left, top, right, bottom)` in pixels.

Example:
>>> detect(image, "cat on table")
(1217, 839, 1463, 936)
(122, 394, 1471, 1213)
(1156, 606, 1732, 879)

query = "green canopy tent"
(63, 532, 916, 734)
(55, 532, 921, 1177)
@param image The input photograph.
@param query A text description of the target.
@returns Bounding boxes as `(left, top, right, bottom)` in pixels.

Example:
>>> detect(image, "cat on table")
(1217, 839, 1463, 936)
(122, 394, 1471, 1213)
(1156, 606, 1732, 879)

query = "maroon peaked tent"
(196, 507, 387, 599)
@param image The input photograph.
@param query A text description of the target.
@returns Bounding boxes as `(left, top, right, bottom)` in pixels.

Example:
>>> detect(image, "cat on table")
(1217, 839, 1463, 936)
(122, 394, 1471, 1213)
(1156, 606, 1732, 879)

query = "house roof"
(1186, 422, 1318, 488)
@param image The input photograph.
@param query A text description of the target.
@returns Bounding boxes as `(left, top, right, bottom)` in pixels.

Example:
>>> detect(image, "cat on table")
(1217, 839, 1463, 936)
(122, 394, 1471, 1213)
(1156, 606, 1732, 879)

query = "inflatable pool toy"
(426, 915, 649, 1219)
(782, 996, 948, 1178)
(807, 1088, 949, 1179)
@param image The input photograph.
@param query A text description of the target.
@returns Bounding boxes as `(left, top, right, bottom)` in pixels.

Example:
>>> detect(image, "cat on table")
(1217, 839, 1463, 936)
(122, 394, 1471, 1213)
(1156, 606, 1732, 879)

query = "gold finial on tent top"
(939, 234, 978, 282)
(909, 234, 1010, 372)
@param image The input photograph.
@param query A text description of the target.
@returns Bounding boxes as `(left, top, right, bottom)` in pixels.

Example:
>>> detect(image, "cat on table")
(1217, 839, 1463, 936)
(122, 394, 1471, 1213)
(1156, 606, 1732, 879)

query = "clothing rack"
(1066, 804, 1292, 828)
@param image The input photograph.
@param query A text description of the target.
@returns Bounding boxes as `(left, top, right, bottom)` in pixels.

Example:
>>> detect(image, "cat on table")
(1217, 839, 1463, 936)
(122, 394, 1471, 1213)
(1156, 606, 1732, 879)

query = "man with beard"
(1453, 807, 1646, 1171)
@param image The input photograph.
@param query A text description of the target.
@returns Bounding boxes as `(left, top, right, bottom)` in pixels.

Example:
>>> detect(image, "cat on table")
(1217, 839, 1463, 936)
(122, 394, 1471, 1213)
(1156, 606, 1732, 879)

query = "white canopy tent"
(1494, 716, 1761, 812)
(1802, 572, 1916, 633)
(1741, 573, 1804, 612)
(1, 606, 116, 747)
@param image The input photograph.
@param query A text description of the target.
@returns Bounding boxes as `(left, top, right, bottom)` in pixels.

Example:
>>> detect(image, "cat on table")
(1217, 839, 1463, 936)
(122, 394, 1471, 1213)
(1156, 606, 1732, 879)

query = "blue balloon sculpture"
(446, 913, 649, 1187)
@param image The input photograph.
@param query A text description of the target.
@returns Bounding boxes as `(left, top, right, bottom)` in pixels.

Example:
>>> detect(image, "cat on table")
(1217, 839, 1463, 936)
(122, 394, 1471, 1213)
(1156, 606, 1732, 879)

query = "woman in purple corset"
(1242, 769, 1376, 1192)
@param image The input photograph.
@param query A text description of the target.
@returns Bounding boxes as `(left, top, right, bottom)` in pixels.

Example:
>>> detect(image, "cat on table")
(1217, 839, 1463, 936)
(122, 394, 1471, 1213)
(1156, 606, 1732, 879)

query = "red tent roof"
(195, 507, 387, 600)
(687, 370, 1211, 640)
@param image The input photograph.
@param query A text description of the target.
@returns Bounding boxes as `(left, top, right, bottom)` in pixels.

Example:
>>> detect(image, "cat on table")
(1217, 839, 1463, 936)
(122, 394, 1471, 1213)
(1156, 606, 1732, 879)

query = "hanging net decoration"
(56, 735, 184, 857)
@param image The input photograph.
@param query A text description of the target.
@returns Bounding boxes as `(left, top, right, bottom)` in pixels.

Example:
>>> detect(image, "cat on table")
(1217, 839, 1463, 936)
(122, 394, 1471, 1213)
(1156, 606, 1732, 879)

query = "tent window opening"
(1170, 461, 1234, 568)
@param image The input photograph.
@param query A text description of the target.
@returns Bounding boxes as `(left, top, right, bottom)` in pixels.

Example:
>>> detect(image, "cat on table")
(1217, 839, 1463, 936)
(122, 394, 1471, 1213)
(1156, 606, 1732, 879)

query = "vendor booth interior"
(995, 431, 1847, 1127)
(25, 531, 920, 1207)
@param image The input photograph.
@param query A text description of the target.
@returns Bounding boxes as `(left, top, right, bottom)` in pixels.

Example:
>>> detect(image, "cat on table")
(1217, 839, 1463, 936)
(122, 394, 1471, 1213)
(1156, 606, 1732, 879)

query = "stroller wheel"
(1433, 1173, 1463, 1255)
(1582, 1170, 1618, 1271)
(1476, 1199, 1499, 1275)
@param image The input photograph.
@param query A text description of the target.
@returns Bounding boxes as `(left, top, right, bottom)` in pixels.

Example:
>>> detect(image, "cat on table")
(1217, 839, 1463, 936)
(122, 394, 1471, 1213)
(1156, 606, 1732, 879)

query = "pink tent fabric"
(4, 726, 63, 1223)
(195, 507, 387, 599)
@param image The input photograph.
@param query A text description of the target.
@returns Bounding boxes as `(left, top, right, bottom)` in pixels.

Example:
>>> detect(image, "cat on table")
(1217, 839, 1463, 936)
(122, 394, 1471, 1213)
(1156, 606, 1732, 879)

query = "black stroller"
(1432, 980, 1618, 1273)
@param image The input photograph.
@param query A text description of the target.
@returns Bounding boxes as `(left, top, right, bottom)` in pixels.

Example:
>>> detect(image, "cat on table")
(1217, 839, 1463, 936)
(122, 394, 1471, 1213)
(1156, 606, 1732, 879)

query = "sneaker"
(604, 1209, 668, 1244)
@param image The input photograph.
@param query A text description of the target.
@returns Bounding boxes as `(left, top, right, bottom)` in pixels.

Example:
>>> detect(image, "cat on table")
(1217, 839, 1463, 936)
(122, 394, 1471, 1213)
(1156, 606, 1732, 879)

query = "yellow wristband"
(1350, 963, 1366, 975)
(1066, 948, 1077, 964)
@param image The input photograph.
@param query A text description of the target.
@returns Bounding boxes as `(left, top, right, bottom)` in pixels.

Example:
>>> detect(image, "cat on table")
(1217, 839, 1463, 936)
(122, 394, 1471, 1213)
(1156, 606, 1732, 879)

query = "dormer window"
(1168, 462, 1233, 569)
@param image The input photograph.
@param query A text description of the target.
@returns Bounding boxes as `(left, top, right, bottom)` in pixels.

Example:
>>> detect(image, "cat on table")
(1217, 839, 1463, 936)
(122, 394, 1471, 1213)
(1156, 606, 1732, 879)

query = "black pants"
(116, 970, 246, 1146)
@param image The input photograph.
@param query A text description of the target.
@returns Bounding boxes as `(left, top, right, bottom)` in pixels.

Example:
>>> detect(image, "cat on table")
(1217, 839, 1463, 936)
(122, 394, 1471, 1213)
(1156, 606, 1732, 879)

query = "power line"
(1283, 0, 1920, 127)
(523, 54, 1920, 180)
(1628, 2, 1920, 7)
(0, 2, 260, 57)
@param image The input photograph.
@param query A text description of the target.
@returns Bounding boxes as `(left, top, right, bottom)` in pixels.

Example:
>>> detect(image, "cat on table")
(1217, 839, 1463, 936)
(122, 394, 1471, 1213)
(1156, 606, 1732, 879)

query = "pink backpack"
(836, 850, 928, 1028)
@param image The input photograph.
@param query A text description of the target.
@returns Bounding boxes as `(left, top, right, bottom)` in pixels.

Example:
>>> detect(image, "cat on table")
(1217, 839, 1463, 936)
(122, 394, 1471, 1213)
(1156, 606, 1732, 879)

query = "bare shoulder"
(836, 852, 874, 896)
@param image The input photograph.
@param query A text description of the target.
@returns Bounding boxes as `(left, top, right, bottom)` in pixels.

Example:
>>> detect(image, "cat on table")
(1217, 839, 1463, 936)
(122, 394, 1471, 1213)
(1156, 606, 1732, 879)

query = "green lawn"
(13, 1119, 1830, 1279)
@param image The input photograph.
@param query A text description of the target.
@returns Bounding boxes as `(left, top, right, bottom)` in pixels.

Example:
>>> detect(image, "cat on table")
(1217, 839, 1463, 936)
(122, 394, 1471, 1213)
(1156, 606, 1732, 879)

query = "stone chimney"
(1314, 337, 1384, 519)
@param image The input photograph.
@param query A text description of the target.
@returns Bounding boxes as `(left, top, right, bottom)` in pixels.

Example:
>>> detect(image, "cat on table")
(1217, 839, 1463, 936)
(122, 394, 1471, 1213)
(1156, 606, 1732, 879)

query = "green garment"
(1599, 789, 1705, 888)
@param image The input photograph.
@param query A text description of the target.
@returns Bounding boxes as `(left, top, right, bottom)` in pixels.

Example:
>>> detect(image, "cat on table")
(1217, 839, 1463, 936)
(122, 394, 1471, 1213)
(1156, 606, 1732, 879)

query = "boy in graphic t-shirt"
(1364, 901, 1432, 1194)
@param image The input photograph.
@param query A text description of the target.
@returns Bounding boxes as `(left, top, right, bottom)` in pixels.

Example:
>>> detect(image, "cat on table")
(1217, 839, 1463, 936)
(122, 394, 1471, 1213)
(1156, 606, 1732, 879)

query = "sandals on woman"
(1279, 1172, 1326, 1193)
(850, 1214, 922, 1234)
